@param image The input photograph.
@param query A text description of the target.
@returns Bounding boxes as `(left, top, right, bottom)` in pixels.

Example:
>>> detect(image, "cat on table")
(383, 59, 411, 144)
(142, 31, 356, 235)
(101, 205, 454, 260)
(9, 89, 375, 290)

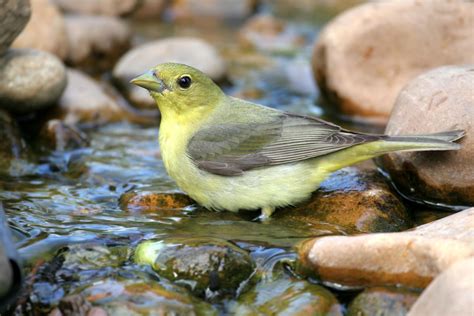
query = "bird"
(131, 63, 464, 219)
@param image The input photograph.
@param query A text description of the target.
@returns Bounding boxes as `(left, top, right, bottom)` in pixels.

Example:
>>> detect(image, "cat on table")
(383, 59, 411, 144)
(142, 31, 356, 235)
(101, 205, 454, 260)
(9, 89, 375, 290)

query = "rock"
(347, 287, 419, 316)
(312, 1, 474, 123)
(380, 65, 474, 206)
(171, 0, 255, 20)
(39, 119, 89, 151)
(119, 191, 195, 213)
(52, 0, 138, 16)
(56, 68, 124, 124)
(296, 207, 474, 289)
(113, 37, 226, 109)
(131, 0, 167, 19)
(58, 294, 92, 316)
(12, 0, 68, 60)
(0, 0, 31, 55)
(61, 244, 131, 270)
(407, 258, 474, 316)
(238, 14, 306, 53)
(134, 237, 255, 297)
(274, 167, 412, 234)
(0, 49, 67, 114)
(64, 15, 131, 73)
(82, 279, 217, 315)
(231, 276, 343, 315)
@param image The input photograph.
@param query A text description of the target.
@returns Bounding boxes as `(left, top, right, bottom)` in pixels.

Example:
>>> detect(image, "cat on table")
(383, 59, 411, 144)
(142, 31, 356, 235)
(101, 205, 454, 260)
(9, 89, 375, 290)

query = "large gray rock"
(113, 37, 226, 109)
(0, 0, 31, 55)
(12, 0, 69, 60)
(64, 14, 131, 72)
(312, 0, 474, 123)
(56, 68, 124, 124)
(408, 257, 474, 316)
(0, 49, 66, 114)
(297, 208, 474, 289)
(381, 65, 474, 206)
(52, 0, 138, 16)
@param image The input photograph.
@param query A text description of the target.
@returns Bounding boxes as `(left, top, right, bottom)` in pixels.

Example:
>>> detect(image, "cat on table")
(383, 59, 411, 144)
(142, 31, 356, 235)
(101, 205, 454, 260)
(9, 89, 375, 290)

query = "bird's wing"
(187, 113, 382, 176)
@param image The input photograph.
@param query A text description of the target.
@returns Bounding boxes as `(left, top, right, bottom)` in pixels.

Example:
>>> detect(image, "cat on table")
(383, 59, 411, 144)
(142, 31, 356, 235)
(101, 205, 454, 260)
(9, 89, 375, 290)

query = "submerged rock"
(274, 167, 412, 234)
(0, 0, 31, 55)
(135, 237, 254, 297)
(64, 15, 131, 73)
(56, 68, 124, 124)
(113, 37, 226, 109)
(119, 191, 195, 213)
(296, 207, 474, 289)
(408, 258, 474, 316)
(52, 0, 139, 16)
(81, 278, 217, 316)
(380, 65, 474, 206)
(347, 287, 419, 316)
(312, 1, 474, 123)
(0, 109, 27, 171)
(231, 275, 343, 315)
(12, 0, 69, 60)
(0, 49, 67, 114)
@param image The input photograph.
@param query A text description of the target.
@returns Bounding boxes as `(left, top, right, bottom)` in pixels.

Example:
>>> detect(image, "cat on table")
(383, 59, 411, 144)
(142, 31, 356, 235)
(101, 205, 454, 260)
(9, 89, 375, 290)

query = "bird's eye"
(177, 75, 192, 89)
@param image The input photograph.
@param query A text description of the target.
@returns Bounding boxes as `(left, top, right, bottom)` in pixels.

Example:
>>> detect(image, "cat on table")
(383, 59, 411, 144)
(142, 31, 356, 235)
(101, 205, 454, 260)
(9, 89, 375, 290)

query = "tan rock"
(56, 69, 125, 124)
(0, 0, 31, 55)
(52, 0, 138, 16)
(408, 258, 474, 316)
(380, 65, 474, 206)
(12, 0, 68, 60)
(119, 191, 194, 213)
(113, 37, 226, 109)
(131, 0, 167, 19)
(297, 207, 474, 289)
(312, 0, 474, 123)
(64, 15, 131, 73)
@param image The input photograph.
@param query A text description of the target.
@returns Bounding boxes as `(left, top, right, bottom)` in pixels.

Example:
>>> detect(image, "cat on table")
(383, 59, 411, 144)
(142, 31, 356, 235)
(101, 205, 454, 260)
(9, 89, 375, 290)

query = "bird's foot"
(257, 206, 275, 222)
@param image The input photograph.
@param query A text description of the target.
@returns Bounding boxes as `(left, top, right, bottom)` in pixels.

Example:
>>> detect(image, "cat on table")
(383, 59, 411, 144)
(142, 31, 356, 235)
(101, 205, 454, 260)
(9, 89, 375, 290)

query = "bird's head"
(130, 63, 225, 119)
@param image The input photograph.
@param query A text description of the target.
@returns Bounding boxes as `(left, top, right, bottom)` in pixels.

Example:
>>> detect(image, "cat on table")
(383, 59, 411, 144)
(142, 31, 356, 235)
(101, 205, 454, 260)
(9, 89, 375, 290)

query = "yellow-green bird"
(131, 63, 464, 219)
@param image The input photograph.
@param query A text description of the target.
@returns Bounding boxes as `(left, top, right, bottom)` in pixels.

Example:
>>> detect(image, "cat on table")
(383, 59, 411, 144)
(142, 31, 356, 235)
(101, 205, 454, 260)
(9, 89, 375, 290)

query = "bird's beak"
(130, 70, 166, 93)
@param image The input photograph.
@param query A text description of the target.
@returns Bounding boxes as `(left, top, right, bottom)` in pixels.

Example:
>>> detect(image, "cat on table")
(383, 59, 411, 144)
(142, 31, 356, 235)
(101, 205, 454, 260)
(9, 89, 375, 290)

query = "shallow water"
(1, 9, 454, 315)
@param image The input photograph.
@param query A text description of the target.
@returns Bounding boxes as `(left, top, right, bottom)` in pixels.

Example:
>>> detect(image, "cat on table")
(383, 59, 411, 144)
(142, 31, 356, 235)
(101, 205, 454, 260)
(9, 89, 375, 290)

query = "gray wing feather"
(187, 113, 382, 176)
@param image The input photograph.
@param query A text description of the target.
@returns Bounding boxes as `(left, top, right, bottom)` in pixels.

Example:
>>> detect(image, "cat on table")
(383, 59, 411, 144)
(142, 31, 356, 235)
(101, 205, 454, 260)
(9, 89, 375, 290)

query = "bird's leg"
(259, 206, 275, 221)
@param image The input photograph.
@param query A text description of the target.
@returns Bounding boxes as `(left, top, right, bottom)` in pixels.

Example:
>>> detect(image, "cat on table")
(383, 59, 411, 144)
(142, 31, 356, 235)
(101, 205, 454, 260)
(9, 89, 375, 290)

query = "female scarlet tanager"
(131, 63, 464, 219)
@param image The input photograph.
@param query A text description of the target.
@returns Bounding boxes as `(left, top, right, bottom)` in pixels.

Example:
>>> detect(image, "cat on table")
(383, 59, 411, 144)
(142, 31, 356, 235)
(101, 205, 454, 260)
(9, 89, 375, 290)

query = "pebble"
(0, 49, 67, 114)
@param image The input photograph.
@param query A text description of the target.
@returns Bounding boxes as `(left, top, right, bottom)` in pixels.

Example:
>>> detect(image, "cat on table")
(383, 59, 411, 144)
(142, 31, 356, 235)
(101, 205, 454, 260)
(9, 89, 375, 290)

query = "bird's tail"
(315, 130, 465, 176)
(377, 129, 465, 154)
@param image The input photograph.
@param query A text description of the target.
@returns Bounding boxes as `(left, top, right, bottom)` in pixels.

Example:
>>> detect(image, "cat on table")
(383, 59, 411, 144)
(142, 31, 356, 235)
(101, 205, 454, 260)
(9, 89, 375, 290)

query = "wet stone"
(134, 237, 255, 298)
(61, 244, 131, 270)
(271, 0, 364, 19)
(0, 0, 31, 55)
(81, 278, 217, 315)
(0, 109, 27, 171)
(52, 0, 139, 17)
(380, 65, 474, 206)
(231, 275, 343, 315)
(12, 0, 69, 60)
(274, 166, 412, 234)
(119, 191, 195, 213)
(347, 287, 419, 316)
(171, 0, 256, 21)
